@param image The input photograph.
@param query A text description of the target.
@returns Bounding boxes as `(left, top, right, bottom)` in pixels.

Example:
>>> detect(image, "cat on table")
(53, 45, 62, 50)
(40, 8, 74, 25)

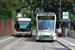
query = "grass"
(7, 34, 11, 36)
(0, 34, 5, 37)
(0, 34, 12, 37)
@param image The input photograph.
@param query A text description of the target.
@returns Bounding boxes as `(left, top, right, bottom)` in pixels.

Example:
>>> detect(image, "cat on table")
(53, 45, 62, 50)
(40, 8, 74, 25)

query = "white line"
(0, 36, 14, 43)
(57, 38, 75, 46)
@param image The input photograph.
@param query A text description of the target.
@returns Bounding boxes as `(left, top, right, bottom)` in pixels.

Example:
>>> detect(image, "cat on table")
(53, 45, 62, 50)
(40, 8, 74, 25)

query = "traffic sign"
(63, 12, 69, 19)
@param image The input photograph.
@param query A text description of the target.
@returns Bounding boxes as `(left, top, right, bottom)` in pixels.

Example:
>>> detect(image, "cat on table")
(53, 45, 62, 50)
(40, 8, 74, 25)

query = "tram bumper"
(39, 36, 53, 40)
(18, 33, 30, 36)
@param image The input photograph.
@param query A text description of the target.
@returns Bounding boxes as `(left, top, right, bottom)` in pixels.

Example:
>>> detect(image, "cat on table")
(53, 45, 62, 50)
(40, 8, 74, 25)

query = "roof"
(18, 18, 31, 21)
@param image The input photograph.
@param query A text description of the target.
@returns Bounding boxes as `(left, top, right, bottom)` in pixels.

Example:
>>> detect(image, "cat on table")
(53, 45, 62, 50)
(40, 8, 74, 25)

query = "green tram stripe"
(18, 33, 30, 35)
(39, 36, 53, 40)
(63, 15, 68, 16)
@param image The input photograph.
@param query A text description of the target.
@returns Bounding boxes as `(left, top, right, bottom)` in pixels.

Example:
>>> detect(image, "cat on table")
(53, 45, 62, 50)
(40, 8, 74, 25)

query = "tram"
(36, 13, 56, 41)
(14, 18, 32, 36)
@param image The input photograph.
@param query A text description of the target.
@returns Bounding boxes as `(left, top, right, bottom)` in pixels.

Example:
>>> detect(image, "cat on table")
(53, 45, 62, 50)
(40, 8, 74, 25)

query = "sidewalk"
(0, 36, 15, 48)
(61, 37, 75, 44)
(0, 36, 10, 41)
(57, 36, 75, 50)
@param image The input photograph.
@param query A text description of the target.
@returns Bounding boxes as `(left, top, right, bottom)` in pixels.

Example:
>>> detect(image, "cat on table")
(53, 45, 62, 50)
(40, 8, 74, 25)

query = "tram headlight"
(39, 33, 42, 36)
(50, 34, 52, 36)
(50, 33, 53, 36)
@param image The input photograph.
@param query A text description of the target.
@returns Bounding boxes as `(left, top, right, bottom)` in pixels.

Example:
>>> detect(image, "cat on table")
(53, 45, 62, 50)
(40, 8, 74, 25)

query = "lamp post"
(30, 0, 33, 13)
(59, 0, 61, 27)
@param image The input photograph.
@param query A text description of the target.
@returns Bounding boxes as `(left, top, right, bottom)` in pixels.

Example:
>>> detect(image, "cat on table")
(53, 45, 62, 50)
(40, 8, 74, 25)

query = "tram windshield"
(16, 21, 31, 31)
(38, 20, 55, 31)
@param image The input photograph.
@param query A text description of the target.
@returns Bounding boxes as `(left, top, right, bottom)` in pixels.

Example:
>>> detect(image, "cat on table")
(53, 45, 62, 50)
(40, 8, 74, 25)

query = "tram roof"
(18, 18, 31, 21)
(37, 13, 56, 16)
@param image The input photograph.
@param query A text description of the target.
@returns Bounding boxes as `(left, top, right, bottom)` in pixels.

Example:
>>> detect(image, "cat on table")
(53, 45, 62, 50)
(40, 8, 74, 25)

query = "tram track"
(0, 37, 26, 50)
(51, 42, 57, 50)
(11, 37, 26, 50)
(42, 42, 56, 50)
(42, 41, 67, 50)
(42, 42, 45, 50)
(0, 37, 18, 48)
(51, 41, 68, 50)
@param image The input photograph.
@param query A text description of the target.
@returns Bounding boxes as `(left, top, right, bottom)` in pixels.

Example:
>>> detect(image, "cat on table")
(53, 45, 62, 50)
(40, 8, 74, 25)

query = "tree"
(70, 14, 75, 24)
(0, 0, 75, 25)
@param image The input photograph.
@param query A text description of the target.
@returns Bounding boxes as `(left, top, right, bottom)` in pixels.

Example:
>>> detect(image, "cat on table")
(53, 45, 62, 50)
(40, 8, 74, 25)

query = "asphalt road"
(0, 31, 67, 50)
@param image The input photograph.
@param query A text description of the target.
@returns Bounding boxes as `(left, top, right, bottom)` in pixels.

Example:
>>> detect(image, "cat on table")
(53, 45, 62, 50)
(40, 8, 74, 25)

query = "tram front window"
(17, 22, 31, 31)
(38, 20, 54, 31)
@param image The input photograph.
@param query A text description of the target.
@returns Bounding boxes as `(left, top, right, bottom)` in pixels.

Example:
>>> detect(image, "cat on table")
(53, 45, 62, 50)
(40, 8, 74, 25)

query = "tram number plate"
(22, 34, 25, 36)
(43, 35, 49, 37)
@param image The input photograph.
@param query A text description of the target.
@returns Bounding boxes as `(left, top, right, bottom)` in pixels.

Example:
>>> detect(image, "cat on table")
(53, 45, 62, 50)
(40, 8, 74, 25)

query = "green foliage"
(26, 12, 36, 29)
(70, 14, 75, 23)
(39, 9, 45, 12)
(33, 26, 36, 31)
(9, 8, 18, 22)
(26, 13, 36, 24)
(0, 6, 8, 24)
(0, 6, 17, 24)
(0, 0, 75, 26)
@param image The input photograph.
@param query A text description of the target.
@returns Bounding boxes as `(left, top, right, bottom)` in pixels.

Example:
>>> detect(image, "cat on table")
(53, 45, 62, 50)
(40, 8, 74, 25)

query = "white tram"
(36, 13, 56, 41)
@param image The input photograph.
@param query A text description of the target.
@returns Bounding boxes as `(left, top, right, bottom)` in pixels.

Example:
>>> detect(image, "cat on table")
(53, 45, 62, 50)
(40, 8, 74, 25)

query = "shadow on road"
(25, 35, 54, 42)
(25, 35, 36, 42)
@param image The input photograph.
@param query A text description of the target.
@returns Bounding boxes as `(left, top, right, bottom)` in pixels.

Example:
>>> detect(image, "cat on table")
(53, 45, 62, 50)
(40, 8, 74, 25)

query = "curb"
(0, 36, 14, 43)
(56, 38, 75, 50)
(0, 36, 16, 48)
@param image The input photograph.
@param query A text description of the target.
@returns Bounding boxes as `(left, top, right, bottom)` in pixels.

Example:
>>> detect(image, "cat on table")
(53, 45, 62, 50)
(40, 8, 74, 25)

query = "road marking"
(0, 36, 14, 43)
(57, 38, 75, 46)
